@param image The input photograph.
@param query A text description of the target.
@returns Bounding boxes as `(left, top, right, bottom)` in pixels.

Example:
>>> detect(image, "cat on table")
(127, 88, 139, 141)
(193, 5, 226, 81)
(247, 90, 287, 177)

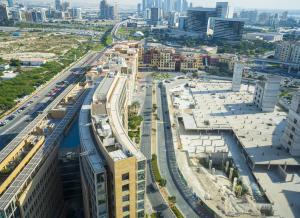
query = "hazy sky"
(20, 0, 300, 10)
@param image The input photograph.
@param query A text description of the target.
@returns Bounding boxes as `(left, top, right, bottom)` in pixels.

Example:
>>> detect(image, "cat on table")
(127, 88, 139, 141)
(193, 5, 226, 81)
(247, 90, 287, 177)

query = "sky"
(19, 0, 300, 10)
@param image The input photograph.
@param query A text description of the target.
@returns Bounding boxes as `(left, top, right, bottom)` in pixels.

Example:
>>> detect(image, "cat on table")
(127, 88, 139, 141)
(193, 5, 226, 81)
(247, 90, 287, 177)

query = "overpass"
(249, 58, 300, 74)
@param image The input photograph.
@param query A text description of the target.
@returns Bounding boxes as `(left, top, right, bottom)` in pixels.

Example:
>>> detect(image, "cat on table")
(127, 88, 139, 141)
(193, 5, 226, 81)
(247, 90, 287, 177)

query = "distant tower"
(232, 61, 244, 92)
(137, 3, 141, 16)
(7, 0, 14, 7)
(114, 1, 119, 21)
(55, 0, 62, 11)
(216, 2, 231, 18)
(253, 76, 281, 112)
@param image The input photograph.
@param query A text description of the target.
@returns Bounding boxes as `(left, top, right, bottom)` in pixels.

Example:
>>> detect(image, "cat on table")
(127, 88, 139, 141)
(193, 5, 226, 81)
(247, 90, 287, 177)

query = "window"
(137, 211, 145, 218)
(123, 205, 130, 212)
(138, 201, 144, 210)
(137, 181, 145, 191)
(122, 194, 130, 202)
(138, 192, 144, 201)
(137, 172, 145, 181)
(294, 119, 298, 124)
(97, 173, 105, 183)
(288, 141, 292, 146)
(122, 184, 129, 192)
(138, 161, 145, 170)
(290, 134, 294, 140)
(122, 173, 129, 181)
(292, 127, 296, 132)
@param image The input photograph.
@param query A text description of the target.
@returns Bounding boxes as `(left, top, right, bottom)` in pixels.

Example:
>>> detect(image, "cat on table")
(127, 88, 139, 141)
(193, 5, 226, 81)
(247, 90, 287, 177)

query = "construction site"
(163, 62, 300, 218)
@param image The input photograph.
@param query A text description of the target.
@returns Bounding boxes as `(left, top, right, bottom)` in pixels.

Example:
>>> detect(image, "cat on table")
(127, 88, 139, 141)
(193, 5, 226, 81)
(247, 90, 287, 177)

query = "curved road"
(156, 82, 216, 218)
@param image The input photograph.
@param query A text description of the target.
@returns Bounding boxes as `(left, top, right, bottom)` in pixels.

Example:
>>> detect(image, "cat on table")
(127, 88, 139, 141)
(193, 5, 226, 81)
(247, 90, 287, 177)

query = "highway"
(112, 19, 128, 42)
(0, 51, 102, 149)
(140, 76, 175, 217)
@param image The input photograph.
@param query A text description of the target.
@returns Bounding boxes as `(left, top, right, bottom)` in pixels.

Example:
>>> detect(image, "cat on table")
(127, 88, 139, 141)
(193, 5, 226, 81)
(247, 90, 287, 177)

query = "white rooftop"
(169, 80, 300, 166)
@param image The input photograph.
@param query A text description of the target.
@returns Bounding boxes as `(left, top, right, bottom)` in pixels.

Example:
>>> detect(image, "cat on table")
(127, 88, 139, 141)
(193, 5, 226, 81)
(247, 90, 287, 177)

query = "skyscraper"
(150, 7, 160, 24)
(137, 3, 142, 16)
(216, 2, 230, 18)
(55, 0, 62, 11)
(239, 10, 258, 24)
(0, 4, 9, 24)
(168, 11, 178, 27)
(70, 7, 82, 19)
(7, 0, 14, 7)
(142, 0, 146, 11)
(186, 8, 217, 36)
(175, 0, 182, 12)
(61, 1, 70, 12)
(182, 0, 188, 12)
(211, 18, 245, 41)
(99, 0, 116, 20)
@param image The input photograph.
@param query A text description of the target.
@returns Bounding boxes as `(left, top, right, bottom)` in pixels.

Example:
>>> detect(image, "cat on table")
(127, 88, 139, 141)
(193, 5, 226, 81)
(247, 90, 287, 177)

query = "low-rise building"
(275, 41, 300, 64)
(141, 43, 204, 72)
(253, 76, 281, 112)
(243, 32, 283, 42)
(20, 58, 47, 66)
(0, 64, 10, 71)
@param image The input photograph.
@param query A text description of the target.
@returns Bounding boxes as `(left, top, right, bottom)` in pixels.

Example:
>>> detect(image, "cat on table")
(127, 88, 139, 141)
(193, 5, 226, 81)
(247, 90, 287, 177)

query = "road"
(156, 82, 215, 218)
(0, 51, 102, 149)
(112, 19, 128, 42)
(140, 76, 175, 217)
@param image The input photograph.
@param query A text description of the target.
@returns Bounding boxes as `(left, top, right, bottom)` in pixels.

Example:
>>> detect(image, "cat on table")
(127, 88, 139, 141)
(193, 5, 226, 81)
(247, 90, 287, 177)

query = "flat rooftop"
(169, 80, 300, 166)
(79, 82, 106, 174)
(107, 77, 145, 161)
(167, 78, 300, 218)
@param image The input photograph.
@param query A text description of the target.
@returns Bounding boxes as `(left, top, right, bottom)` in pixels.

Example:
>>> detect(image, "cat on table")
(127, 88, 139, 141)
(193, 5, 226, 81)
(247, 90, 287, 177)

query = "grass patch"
(171, 206, 184, 218)
(0, 42, 97, 112)
(151, 154, 167, 186)
(153, 72, 171, 80)
(0, 26, 113, 114)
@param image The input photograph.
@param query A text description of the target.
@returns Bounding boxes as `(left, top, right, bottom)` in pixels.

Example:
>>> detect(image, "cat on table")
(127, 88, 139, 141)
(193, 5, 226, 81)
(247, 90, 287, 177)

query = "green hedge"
(151, 154, 162, 182)
(151, 154, 166, 186)
(171, 206, 184, 218)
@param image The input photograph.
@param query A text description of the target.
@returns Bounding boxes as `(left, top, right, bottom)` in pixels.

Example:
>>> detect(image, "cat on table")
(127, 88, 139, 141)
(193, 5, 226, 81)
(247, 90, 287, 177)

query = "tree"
(0, 57, 5, 64)
(159, 178, 167, 187)
(168, 196, 176, 204)
(192, 72, 198, 78)
(131, 101, 140, 113)
(10, 59, 21, 67)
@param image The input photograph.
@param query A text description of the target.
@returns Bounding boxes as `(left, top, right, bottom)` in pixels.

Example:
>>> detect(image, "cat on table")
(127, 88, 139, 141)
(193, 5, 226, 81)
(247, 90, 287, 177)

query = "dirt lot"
(0, 31, 89, 61)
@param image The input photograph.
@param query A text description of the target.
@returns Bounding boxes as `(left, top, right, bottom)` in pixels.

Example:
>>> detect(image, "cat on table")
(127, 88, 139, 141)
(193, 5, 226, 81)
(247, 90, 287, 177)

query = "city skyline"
(17, 0, 300, 10)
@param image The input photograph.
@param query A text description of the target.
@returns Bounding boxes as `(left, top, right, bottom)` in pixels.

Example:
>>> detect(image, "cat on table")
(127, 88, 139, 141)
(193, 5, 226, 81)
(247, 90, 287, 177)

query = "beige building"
(80, 42, 146, 218)
(0, 83, 86, 218)
(89, 76, 146, 218)
(180, 52, 204, 72)
(275, 41, 300, 63)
